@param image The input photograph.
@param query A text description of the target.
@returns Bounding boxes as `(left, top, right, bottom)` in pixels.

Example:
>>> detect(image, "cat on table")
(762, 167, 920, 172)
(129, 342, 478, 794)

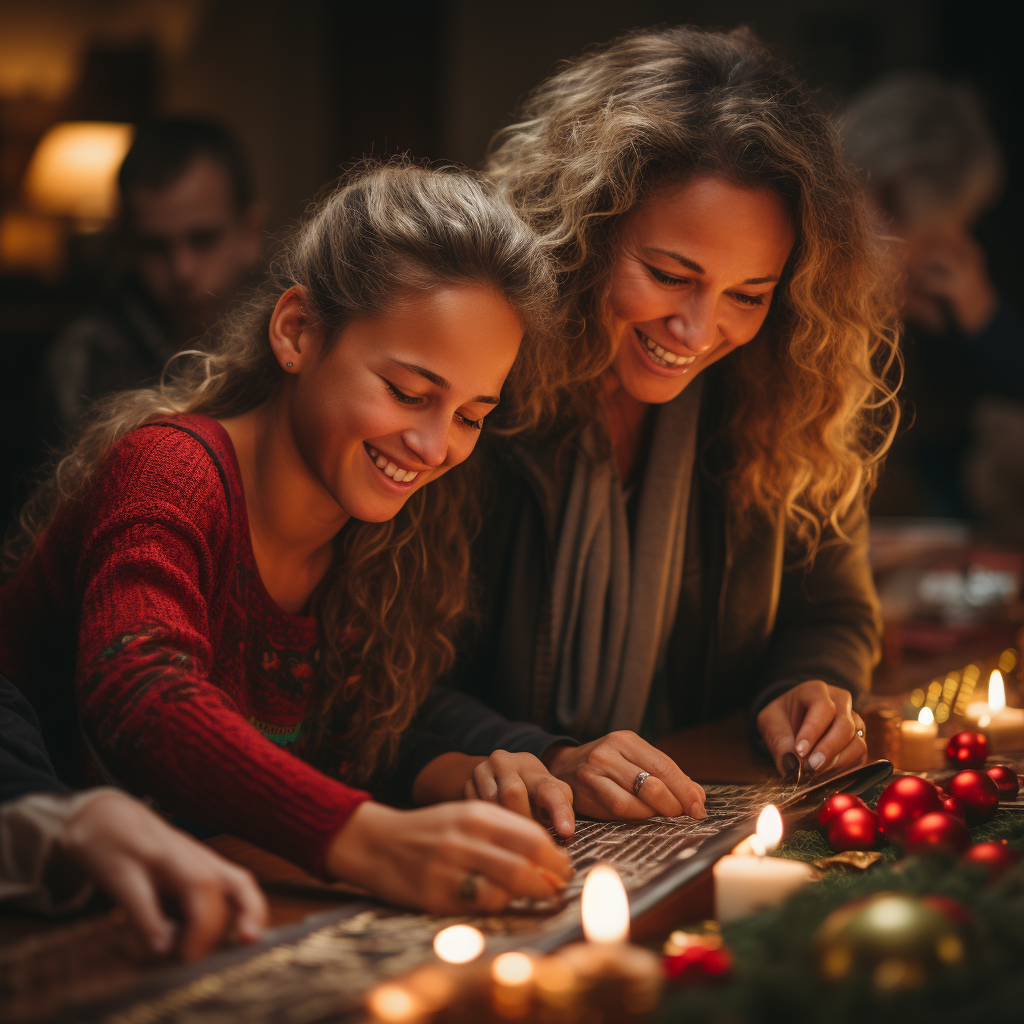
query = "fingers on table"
(803, 690, 855, 771)
(469, 762, 499, 803)
(756, 704, 798, 775)
(463, 804, 574, 882)
(101, 859, 176, 956)
(530, 775, 576, 837)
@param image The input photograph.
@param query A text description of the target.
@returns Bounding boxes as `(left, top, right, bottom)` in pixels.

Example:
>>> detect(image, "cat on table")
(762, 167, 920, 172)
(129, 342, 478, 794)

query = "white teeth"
(375, 455, 387, 469)
(404, 471, 418, 481)
(384, 462, 398, 478)
(368, 446, 379, 458)
(640, 332, 695, 367)
(393, 469, 405, 482)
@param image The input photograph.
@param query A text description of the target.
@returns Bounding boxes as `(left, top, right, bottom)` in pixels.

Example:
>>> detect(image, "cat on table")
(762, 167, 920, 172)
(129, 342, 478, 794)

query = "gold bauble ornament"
(813, 892, 965, 993)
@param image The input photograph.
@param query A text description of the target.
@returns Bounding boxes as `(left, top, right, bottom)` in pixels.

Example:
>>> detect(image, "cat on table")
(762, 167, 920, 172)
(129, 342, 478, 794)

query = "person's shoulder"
(101, 415, 242, 523)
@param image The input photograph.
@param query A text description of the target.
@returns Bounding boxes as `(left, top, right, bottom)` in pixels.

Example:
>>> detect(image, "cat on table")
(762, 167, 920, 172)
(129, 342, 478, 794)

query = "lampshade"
(23, 121, 135, 221)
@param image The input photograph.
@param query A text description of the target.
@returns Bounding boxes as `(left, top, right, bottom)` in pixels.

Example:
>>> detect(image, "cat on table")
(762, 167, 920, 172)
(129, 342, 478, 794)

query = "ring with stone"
(856, 729, 865, 738)
(458, 871, 480, 903)
(633, 770, 651, 797)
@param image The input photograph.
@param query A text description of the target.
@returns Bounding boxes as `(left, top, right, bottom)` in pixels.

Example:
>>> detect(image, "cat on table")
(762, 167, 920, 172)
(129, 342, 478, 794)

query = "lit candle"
(432, 924, 485, 964)
(900, 705, 942, 770)
(965, 671, 1024, 752)
(490, 951, 535, 1019)
(713, 805, 816, 923)
(554, 864, 664, 1022)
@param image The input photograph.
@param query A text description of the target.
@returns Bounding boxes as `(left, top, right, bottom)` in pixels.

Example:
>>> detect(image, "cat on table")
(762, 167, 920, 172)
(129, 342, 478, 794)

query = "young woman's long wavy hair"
(6, 160, 558, 781)
(487, 26, 902, 554)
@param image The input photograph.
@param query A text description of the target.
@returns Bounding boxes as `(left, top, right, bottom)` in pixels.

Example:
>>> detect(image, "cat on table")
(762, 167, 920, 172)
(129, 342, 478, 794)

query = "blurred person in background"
(843, 74, 1024, 524)
(44, 118, 264, 434)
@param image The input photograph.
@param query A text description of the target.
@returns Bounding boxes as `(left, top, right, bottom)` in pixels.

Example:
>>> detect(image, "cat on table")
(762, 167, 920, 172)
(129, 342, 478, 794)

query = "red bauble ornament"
(962, 840, 1021, 880)
(945, 731, 990, 769)
(986, 765, 1020, 801)
(904, 811, 971, 857)
(948, 770, 1000, 825)
(817, 793, 867, 829)
(941, 794, 967, 824)
(877, 776, 942, 842)
(664, 945, 732, 983)
(828, 806, 879, 851)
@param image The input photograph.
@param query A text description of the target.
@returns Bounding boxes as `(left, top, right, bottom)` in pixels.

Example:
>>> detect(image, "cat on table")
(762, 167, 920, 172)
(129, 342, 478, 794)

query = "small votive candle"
(965, 671, 1024, 752)
(900, 705, 942, 770)
(552, 864, 664, 1023)
(713, 805, 816, 923)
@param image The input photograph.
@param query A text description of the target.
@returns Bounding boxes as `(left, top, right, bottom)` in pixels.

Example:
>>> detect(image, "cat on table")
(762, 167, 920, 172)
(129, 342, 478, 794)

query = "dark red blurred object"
(922, 894, 974, 928)
(817, 793, 867, 829)
(941, 794, 967, 824)
(828, 806, 879, 851)
(945, 731, 990, 769)
(877, 776, 942, 842)
(948, 770, 1000, 825)
(664, 945, 732, 983)
(986, 765, 1020, 800)
(904, 811, 971, 856)
(962, 840, 1021, 879)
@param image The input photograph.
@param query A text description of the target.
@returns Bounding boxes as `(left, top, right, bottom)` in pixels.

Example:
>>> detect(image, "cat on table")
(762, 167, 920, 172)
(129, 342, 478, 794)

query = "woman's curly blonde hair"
(6, 159, 559, 781)
(487, 26, 902, 554)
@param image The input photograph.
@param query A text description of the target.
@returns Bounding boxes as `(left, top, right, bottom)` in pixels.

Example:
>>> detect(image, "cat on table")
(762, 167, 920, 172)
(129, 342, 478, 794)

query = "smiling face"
(287, 284, 522, 523)
(605, 175, 796, 405)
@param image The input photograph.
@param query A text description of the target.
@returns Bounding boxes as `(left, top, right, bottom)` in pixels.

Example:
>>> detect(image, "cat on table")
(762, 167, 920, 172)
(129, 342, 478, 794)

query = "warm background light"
(580, 863, 629, 944)
(432, 924, 485, 964)
(23, 121, 135, 221)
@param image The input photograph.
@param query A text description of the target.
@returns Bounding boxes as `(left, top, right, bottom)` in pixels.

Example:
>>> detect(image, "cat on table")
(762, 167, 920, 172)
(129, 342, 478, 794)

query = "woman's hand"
(464, 750, 576, 837)
(542, 731, 706, 821)
(756, 680, 867, 777)
(325, 800, 574, 915)
(62, 791, 268, 962)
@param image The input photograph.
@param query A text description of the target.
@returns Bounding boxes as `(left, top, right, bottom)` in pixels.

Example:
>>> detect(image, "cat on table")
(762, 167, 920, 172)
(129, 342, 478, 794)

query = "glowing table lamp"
(23, 121, 135, 225)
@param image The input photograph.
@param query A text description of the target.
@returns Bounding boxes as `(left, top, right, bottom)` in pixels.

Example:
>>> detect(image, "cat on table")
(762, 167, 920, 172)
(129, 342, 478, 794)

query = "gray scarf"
(550, 377, 704, 739)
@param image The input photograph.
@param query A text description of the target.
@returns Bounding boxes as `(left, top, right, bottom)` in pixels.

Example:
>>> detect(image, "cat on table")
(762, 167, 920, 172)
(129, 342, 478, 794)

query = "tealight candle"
(900, 705, 942, 770)
(965, 671, 1024, 752)
(713, 805, 816, 923)
(553, 864, 664, 1023)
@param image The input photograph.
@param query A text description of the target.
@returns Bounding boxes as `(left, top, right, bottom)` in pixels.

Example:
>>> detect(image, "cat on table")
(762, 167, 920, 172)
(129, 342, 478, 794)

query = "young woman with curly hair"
(422, 26, 901, 826)
(0, 161, 575, 914)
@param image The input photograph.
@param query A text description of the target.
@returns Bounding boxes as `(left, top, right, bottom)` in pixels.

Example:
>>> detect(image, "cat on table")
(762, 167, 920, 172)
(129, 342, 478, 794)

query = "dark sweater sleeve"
(72, 452, 369, 878)
(0, 675, 70, 803)
(747, 497, 882, 723)
(415, 687, 576, 760)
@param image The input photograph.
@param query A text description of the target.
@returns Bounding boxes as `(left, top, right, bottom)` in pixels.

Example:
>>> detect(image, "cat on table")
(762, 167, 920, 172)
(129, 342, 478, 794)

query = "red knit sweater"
(0, 415, 373, 876)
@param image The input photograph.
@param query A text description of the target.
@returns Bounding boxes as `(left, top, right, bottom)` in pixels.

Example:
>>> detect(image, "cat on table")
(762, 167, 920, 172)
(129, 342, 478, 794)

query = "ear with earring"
(286, 361, 293, 368)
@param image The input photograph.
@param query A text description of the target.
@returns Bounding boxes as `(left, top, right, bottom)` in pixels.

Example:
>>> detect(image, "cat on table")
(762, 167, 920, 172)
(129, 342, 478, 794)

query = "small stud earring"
(286, 361, 293, 367)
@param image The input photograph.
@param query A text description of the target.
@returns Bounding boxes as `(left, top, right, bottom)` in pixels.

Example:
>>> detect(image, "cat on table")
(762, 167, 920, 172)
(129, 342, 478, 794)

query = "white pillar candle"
(965, 671, 1024, 752)
(713, 803, 815, 923)
(900, 706, 942, 770)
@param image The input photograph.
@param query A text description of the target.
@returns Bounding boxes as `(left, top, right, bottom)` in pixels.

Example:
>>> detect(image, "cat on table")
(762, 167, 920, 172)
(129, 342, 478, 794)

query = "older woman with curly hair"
(424, 26, 901, 828)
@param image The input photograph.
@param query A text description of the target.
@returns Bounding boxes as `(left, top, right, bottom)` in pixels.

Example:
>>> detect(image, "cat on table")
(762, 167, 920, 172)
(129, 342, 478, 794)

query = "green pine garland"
(658, 801, 1024, 1024)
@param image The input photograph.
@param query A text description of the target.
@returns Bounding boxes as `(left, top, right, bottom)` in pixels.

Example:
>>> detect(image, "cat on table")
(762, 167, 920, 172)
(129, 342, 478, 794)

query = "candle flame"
(989, 670, 1006, 713)
(756, 805, 783, 854)
(918, 706, 934, 726)
(581, 863, 629, 943)
(432, 924, 484, 964)
(492, 952, 534, 986)
(366, 984, 424, 1023)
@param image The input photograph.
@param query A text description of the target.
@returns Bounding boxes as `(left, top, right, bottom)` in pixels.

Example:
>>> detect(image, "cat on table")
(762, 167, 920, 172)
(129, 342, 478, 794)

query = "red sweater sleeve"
(72, 434, 369, 877)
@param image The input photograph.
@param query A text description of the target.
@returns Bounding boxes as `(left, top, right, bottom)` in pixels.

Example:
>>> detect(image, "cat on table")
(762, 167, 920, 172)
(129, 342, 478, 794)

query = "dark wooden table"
(2, 637, 1013, 1022)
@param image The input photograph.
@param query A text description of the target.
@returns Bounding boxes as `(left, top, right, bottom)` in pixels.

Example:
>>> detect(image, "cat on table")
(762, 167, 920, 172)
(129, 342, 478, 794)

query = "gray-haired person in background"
(842, 74, 1024, 524)
(44, 118, 264, 434)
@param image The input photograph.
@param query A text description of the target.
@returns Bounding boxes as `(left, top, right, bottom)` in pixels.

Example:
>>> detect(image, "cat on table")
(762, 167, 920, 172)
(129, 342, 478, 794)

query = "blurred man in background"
(843, 74, 1024, 529)
(44, 118, 264, 433)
